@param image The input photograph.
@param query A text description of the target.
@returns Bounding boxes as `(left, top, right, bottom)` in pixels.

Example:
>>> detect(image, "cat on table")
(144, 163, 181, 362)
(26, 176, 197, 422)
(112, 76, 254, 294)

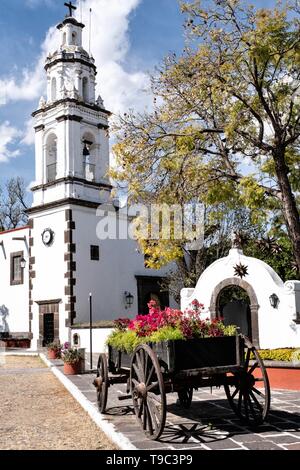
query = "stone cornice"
(56, 114, 83, 123)
(30, 176, 112, 192)
(27, 197, 106, 215)
(57, 18, 85, 30)
(32, 98, 111, 118)
(45, 56, 96, 73)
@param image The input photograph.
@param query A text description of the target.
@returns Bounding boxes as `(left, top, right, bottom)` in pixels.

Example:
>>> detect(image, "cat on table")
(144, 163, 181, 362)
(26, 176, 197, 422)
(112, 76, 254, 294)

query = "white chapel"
(0, 6, 175, 351)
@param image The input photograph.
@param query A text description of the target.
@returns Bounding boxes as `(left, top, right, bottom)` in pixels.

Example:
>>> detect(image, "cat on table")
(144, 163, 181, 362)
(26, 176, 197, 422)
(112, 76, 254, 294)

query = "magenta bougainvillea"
(114, 299, 226, 340)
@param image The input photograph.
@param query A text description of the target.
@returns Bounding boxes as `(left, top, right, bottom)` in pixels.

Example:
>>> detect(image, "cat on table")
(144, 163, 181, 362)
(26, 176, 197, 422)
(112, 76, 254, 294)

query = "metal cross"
(64, 2, 77, 17)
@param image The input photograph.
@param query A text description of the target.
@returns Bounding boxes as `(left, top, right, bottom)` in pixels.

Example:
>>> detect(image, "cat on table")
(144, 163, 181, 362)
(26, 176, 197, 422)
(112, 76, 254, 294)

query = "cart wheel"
(130, 344, 166, 440)
(224, 337, 270, 426)
(95, 353, 108, 413)
(177, 388, 193, 409)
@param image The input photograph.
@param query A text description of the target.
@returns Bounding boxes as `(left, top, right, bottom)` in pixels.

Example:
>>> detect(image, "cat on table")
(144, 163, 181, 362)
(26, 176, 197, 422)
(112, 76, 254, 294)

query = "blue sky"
(0, 0, 279, 193)
(0, 0, 184, 191)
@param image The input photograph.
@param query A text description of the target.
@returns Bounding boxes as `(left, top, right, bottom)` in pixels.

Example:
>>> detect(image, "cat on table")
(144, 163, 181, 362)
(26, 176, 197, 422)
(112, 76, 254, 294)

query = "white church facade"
(0, 9, 176, 351)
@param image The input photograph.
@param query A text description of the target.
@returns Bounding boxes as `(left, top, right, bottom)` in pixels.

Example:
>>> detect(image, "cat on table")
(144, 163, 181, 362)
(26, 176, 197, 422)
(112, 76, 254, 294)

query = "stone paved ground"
(58, 355, 300, 451)
(0, 356, 117, 450)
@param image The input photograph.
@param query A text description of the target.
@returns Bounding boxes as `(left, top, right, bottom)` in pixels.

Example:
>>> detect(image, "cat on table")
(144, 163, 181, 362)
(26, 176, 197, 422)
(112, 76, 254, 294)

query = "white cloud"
(0, 122, 21, 163)
(0, 25, 59, 108)
(1, 0, 151, 118)
(21, 118, 35, 146)
(80, 0, 151, 114)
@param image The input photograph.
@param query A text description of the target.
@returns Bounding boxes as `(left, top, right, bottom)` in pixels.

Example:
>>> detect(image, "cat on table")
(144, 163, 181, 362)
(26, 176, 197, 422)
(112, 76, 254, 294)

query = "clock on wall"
(42, 228, 55, 246)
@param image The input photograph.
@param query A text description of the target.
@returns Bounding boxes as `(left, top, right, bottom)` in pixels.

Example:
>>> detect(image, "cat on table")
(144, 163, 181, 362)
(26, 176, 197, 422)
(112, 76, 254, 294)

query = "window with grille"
(10, 252, 24, 285)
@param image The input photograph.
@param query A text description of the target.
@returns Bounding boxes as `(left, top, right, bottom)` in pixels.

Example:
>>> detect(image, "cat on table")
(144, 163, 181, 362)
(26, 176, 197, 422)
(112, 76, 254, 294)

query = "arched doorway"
(209, 277, 260, 348)
(218, 286, 251, 339)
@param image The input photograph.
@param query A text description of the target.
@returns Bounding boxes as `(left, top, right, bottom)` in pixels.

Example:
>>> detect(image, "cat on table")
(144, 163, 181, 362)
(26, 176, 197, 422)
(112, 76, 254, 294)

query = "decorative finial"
(39, 96, 46, 108)
(64, 1, 77, 18)
(96, 95, 104, 107)
(231, 230, 242, 249)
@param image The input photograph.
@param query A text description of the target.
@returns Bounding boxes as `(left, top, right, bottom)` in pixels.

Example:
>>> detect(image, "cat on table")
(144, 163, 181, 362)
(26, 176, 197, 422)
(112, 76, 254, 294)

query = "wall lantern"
(269, 293, 279, 309)
(20, 257, 27, 270)
(124, 291, 134, 309)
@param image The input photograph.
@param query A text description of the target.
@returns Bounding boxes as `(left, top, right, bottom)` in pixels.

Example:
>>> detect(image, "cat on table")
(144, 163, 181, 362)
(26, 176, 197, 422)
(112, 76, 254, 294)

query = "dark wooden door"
(222, 301, 252, 340)
(136, 276, 169, 315)
(43, 313, 54, 346)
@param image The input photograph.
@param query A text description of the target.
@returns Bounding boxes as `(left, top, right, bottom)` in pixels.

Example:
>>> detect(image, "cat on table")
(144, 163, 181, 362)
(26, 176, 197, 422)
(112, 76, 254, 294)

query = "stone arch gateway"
(209, 277, 259, 348)
(181, 247, 300, 349)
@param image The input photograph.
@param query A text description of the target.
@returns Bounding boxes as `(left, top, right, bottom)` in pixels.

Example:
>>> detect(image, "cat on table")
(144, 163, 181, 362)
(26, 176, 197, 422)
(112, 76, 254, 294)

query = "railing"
(84, 163, 96, 182)
(47, 163, 57, 183)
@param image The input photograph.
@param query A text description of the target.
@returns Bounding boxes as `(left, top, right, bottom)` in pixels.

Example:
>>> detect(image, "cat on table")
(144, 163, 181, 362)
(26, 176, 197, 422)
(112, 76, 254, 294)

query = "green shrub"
(106, 330, 146, 354)
(254, 348, 300, 362)
(223, 325, 238, 337)
(148, 326, 184, 342)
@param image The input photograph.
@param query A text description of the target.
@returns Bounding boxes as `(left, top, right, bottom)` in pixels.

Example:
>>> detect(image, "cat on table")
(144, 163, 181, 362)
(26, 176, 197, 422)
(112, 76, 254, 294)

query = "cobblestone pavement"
(0, 356, 116, 450)
(56, 355, 300, 451)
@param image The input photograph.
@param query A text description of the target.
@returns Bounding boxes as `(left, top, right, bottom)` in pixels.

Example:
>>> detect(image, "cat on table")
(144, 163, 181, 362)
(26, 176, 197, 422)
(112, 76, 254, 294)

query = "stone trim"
(34, 124, 45, 133)
(30, 176, 112, 192)
(71, 321, 115, 329)
(35, 299, 62, 305)
(65, 209, 76, 327)
(56, 114, 83, 123)
(27, 198, 103, 214)
(28, 231, 33, 339)
(209, 277, 260, 349)
(37, 302, 60, 348)
(45, 57, 97, 73)
(32, 98, 111, 117)
(97, 123, 109, 130)
(57, 18, 85, 30)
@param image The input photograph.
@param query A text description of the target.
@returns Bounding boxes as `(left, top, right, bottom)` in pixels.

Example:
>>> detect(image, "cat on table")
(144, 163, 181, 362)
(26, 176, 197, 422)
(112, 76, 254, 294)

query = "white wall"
(72, 205, 176, 323)
(30, 207, 68, 349)
(0, 227, 30, 336)
(71, 327, 113, 354)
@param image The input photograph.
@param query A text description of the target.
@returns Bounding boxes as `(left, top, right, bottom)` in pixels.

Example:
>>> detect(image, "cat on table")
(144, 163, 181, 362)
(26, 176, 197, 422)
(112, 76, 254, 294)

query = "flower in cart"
(191, 299, 204, 311)
(114, 318, 131, 332)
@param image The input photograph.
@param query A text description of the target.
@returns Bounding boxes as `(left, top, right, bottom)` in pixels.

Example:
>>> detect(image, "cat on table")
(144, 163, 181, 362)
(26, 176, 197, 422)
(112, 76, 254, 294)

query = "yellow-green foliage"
(106, 330, 147, 354)
(255, 348, 300, 362)
(148, 326, 184, 342)
(223, 325, 238, 337)
(107, 324, 238, 354)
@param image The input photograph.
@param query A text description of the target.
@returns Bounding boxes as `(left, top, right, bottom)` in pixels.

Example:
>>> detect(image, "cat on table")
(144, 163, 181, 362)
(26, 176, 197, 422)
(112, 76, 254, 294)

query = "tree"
(0, 177, 29, 231)
(112, 0, 300, 273)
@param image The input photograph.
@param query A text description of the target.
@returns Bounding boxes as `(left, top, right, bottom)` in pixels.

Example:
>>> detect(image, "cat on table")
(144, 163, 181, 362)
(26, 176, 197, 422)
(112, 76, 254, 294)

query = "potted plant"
(61, 342, 84, 375)
(47, 341, 61, 360)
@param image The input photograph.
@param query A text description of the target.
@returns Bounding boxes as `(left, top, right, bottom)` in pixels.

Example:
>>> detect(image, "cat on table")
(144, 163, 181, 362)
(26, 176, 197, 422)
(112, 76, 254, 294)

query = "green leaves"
(111, 0, 300, 273)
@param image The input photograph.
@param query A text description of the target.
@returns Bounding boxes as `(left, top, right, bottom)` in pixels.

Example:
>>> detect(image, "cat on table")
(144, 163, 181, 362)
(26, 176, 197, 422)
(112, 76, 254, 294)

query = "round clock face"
(42, 229, 54, 246)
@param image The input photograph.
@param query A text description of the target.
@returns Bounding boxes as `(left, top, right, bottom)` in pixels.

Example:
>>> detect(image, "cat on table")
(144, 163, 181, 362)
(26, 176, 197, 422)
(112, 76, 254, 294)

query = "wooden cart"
(93, 335, 271, 440)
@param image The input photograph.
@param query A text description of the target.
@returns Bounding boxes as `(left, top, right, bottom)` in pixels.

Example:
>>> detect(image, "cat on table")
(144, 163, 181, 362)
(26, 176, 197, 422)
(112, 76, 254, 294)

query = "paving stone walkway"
(51, 355, 300, 451)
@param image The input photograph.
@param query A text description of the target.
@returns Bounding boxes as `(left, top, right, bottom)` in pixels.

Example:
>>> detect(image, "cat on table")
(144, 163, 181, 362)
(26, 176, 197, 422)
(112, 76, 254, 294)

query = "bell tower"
(27, 4, 114, 349)
(31, 3, 112, 208)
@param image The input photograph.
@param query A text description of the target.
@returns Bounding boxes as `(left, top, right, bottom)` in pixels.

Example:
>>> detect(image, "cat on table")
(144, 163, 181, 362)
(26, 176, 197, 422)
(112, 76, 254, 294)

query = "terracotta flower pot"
(63, 362, 81, 375)
(48, 349, 60, 360)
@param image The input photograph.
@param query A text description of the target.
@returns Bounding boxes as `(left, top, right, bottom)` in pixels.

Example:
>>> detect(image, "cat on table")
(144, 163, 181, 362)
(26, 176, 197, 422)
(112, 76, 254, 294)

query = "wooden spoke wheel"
(95, 353, 108, 414)
(224, 337, 271, 426)
(130, 344, 166, 440)
(177, 388, 193, 409)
